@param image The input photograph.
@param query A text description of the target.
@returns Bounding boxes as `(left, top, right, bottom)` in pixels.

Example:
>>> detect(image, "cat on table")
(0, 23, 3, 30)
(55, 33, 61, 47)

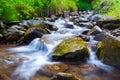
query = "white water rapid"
(7, 18, 113, 80)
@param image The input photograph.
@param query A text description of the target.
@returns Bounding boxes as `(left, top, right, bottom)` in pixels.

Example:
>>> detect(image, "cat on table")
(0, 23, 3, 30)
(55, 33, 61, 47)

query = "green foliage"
(0, 0, 78, 21)
(2, 0, 120, 21)
(76, 0, 93, 10)
(93, 0, 120, 18)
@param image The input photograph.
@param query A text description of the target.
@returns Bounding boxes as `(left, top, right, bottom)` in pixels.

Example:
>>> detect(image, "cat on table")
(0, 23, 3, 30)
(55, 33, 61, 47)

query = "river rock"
(65, 22, 74, 29)
(63, 11, 70, 18)
(78, 17, 89, 22)
(90, 14, 105, 22)
(51, 38, 89, 61)
(69, 11, 79, 16)
(4, 31, 23, 43)
(82, 30, 89, 35)
(21, 24, 50, 44)
(50, 72, 81, 80)
(96, 19, 120, 27)
(87, 26, 102, 35)
(0, 72, 10, 80)
(96, 33, 120, 68)
(94, 32, 107, 41)
(102, 23, 120, 30)
(79, 64, 98, 75)
(77, 22, 93, 28)
(41, 63, 69, 76)
(44, 22, 58, 31)
(78, 35, 90, 42)
(96, 42, 105, 59)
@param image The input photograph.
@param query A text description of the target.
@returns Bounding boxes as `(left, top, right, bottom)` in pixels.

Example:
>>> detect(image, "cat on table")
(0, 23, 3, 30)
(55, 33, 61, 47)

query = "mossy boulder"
(104, 37, 120, 68)
(52, 38, 89, 61)
(19, 24, 50, 44)
(96, 33, 120, 68)
(4, 31, 23, 43)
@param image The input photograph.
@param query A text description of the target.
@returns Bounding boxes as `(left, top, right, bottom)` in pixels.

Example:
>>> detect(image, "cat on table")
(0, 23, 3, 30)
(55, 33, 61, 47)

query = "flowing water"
(6, 18, 120, 80)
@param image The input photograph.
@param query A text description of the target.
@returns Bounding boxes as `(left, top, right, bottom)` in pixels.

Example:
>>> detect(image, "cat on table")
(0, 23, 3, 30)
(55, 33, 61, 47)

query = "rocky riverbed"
(0, 11, 120, 80)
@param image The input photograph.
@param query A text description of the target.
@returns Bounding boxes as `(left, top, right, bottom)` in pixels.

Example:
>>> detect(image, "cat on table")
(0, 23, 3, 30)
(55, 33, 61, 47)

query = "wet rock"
(50, 72, 81, 80)
(78, 17, 89, 22)
(104, 37, 120, 67)
(96, 33, 120, 68)
(78, 35, 90, 42)
(51, 38, 89, 61)
(90, 14, 105, 22)
(96, 42, 106, 59)
(79, 64, 98, 75)
(0, 72, 10, 80)
(51, 15, 58, 21)
(96, 19, 120, 27)
(22, 19, 43, 27)
(77, 22, 93, 28)
(4, 31, 23, 43)
(94, 32, 107, 41)
(0, 34, 3, 38)
(44, 21, 58, 31)
(19, 25, 50, 44)
(4, 21, 20, 26)
(82, 30, 89, 35)
(102, 23, 120, 30)
(87, 26, 102, 35)
(41, 63, 69, 76)
(65, 22, 74, 29)
(112, 28, 120, 37)
(63, 11, 70, 18)
(69, 11, 79, 16)
(44, 17, 55, 22)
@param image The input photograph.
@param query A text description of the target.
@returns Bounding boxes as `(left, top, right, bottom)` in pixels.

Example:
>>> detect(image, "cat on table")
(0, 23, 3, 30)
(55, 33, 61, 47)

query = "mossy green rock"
(96, 42, 106, 59)
(96, 33, 120, 68)
(20, 24, 50, 44)
(52, 38, 89, 60)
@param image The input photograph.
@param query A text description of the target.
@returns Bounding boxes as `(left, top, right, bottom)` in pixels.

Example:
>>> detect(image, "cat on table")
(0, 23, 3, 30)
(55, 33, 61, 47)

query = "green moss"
(97, 42, 106, 59)
(52, 38, 89, 57)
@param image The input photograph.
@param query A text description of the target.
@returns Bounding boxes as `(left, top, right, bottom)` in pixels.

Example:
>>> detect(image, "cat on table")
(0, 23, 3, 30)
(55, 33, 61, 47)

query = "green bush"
(76, 0, 93, 10)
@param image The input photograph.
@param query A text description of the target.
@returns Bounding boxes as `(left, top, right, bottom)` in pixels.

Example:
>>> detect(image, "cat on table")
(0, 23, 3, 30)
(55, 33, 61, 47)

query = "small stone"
(50, 72, 81, 80)
(41, 63, 69, 76)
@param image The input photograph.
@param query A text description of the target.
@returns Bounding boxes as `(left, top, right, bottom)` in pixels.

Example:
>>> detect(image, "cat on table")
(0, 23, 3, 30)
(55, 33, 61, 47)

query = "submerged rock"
(41, 63, 69, 76)
(50, 72, 81, 80)
(51, 38, 89, 61)
(0, 72, 10, 80)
